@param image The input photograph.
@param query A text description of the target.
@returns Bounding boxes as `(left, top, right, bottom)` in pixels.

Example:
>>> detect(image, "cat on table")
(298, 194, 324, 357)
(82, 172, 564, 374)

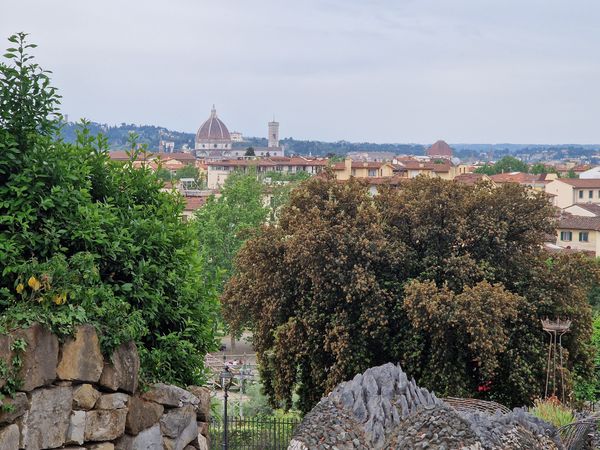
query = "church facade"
(194, 106, 284, 160)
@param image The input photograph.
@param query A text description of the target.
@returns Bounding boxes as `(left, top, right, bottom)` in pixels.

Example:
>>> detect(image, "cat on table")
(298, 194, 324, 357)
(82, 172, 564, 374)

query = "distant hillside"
(59, 121, 600, 162)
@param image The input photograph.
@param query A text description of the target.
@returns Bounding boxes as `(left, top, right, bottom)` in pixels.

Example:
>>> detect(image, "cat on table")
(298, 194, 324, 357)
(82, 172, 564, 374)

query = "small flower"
(16, 283, 24, 294)
(27, 276, 41, 291)
(53, 292, 67, 305)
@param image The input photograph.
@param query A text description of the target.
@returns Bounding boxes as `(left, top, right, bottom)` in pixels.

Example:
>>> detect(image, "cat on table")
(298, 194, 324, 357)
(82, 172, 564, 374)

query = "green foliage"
(223, 175, 595, 412)
(573, 314, 600, 402)
(0, 34, 218, 387)
(531, 398, 574, 428)
(530, 163, 557, 175)
(474, 156, 528, 175)
(245, 147, 255, 156)
(195, 170, 268, 287)
(175, 164, 200, 181)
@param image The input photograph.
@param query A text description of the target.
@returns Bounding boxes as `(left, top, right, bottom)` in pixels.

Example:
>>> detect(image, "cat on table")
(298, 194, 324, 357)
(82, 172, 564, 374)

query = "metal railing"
(209, 416, 299, 450)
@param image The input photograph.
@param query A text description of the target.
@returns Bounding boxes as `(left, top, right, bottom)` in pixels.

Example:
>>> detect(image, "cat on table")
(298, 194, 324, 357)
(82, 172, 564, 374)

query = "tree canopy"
(222, 175, 596, 412)
(474, 156, 529, 175)
(0, 33, 218, 387)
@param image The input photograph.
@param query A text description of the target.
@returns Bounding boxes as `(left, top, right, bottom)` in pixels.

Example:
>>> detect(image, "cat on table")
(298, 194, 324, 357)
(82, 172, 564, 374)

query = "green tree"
(530, 163, 557, 175)
(195, 170, 268, 286)
(175, 164, 199, 180)
(475, 156, 528, 175)
(245, 147, 255, 156)
(0, 34, 218, 387)
(222, 175, 595, 412)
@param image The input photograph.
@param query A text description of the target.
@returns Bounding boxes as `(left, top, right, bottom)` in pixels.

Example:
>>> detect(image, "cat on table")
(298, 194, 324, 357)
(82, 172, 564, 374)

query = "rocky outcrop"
(0, 324, 211, 450)
(290, 362, 562, 450)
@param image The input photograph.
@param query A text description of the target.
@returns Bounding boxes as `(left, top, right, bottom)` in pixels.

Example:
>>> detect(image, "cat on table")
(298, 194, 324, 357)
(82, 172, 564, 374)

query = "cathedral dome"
(196, 106, 231, 142)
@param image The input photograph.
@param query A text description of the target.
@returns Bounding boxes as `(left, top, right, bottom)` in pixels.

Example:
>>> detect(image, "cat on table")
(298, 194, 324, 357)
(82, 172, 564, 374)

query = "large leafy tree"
(0, 33, 218, 386)
(475, 156, 529, 175)
(223, 175, 596, 412)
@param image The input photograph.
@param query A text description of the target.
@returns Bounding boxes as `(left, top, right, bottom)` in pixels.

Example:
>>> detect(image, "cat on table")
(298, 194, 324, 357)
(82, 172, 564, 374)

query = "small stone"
(95, 393, 130, 410)
(0, 424, 20, 450)
(73, 383, 101, 410)
(0, 392, 28, 424)
(66, 410, 86, 445)
(88, 444, 115, 450)
(85, 408, 128, 441)
(142, 383, 199, 408)
(57, 324, 104, 382)
(125, 396, 164, 435)
(116, 423, 163, 450)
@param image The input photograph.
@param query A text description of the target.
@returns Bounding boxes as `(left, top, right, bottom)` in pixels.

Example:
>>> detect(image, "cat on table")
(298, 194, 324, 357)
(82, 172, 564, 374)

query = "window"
(368, 169, 377, 177)
(579, 190, 584, 199)
(351, 169, 356, 176)
(590, 190, 593, 199)
(579, 232, 589, 242)
(560, 231, 572, 241)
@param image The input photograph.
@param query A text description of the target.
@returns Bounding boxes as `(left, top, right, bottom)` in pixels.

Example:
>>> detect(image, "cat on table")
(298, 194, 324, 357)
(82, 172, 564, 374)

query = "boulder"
(85, 409, 128, 442)
(125, 396, 164, 435)
(0, 392, 28, 424)
(57, 324, 104, 382)
(196, 434, 209, 450)
(66, 410, 86, 445)
(142, 383, 199, 408)
(0, 424, 20, 450)
(99, 341, 140, 394)
(95, 393, 130, 410)
(73, 383, 102, 410)
(20, 385, 73, 450)
(0, 323, 59, 391)
(160, 405, 198, 450)
(115, 423, 163, 450)
(186, 386, 210, 421)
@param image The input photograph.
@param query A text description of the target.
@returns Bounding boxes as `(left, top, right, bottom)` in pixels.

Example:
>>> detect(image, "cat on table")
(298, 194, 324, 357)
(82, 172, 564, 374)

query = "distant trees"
(245, 147, 255, 156)
(222, 175, 596, 412)
(475, 156, 529, 175)
(530, 163, 557, 175)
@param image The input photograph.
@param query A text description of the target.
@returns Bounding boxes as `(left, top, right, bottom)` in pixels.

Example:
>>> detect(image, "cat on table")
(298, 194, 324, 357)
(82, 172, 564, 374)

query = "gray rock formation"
(289, 362, 561, 450)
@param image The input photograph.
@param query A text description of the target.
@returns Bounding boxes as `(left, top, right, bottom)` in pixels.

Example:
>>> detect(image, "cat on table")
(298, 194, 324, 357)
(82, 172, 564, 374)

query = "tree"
(175, 164, 199, 180)
(195, 170, 268, 287)
(474, 156, 528, 175)
(222, 175, 596, 412)
(245, 147, 255, 156)
(530, 163, 557, 175)
(0, 34, 218, 387)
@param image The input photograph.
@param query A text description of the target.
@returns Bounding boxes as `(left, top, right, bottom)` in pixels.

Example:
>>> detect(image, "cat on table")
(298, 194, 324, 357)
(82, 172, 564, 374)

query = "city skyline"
(2, 0, 599, 144)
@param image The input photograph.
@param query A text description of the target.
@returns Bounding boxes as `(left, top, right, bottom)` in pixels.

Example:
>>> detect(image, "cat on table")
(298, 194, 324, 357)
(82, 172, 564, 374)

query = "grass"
(531, 396, 575, 428)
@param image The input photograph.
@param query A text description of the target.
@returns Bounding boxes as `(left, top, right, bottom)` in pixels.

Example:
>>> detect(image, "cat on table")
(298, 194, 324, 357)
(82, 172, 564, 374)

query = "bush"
(0, 33, 218, 387)
(531, 397, 574, 428)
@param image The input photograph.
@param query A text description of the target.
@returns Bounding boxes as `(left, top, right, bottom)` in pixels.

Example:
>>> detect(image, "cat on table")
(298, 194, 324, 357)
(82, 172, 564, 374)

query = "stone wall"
(0, 324, 211, 450)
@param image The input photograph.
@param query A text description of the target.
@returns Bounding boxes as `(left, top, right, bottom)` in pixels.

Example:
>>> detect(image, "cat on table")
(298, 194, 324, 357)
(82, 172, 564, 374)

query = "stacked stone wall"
(0, 324, 210, 450)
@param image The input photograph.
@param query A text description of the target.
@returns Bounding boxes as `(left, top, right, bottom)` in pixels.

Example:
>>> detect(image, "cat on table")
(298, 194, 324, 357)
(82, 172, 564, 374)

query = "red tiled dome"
(196, 106, 231, 142)
(426, 140, 453, 158)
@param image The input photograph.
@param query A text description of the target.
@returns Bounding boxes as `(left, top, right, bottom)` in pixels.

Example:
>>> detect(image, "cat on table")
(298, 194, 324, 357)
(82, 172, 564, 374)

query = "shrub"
(0, 33, 218, 387)
(531, 397, 574, 428)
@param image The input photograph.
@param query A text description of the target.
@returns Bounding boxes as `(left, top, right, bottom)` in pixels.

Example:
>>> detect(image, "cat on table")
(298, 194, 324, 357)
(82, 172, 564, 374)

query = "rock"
(197, 421, 208, 437)
(73, 383, 102, 410)
(115, 423, 163, 450)
(142, 383, 199, 408)
(160, 405, 198, 450)
(20, 385, 72, 450)
(66, 410, 86, 445)
(125, 396, 164, 435)
(99, 341, 140, 394)
(194, 434, 209, 450)
(186, 386, 211, 421)
(85, 409, 128, 441)
(0, 323, 59, 391)
(87, 444, 115, 450)
(0, 424, 20, 450)
(57, 324, 104, 382)
(95, 393, 130, 410)
(0, 392, 28, 424)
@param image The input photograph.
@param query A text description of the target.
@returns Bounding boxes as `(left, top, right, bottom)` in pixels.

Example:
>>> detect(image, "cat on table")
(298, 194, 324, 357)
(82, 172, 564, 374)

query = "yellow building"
(545, 178, 600, 209)
(331, 159, 395, 181)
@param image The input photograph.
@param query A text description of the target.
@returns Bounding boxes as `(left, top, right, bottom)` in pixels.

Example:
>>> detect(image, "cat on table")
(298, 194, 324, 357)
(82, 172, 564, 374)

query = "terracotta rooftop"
(453, 173, 490, 185)
(426, 140, 453, 158)
(558, 213, 600, 231)
(555, 178, 600, 188)
(184, 196, 207, 211)
(489, 172, 541, 184)
(566, 203, 600, 216)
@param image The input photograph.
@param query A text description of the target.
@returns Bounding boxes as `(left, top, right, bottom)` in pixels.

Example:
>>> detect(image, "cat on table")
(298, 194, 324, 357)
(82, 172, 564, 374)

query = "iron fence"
(209, 416, 299, 450)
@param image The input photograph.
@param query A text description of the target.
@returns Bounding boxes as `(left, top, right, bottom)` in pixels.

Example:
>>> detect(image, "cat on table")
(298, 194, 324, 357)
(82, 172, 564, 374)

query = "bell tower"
(268, 118, 279, 148)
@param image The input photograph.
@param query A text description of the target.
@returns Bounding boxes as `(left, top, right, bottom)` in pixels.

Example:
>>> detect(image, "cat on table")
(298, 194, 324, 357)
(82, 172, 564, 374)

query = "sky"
(2, 0, 599, 144)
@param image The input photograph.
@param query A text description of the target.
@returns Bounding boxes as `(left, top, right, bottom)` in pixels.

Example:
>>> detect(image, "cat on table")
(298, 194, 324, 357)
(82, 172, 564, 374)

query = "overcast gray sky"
(2, 0, 599, 144)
